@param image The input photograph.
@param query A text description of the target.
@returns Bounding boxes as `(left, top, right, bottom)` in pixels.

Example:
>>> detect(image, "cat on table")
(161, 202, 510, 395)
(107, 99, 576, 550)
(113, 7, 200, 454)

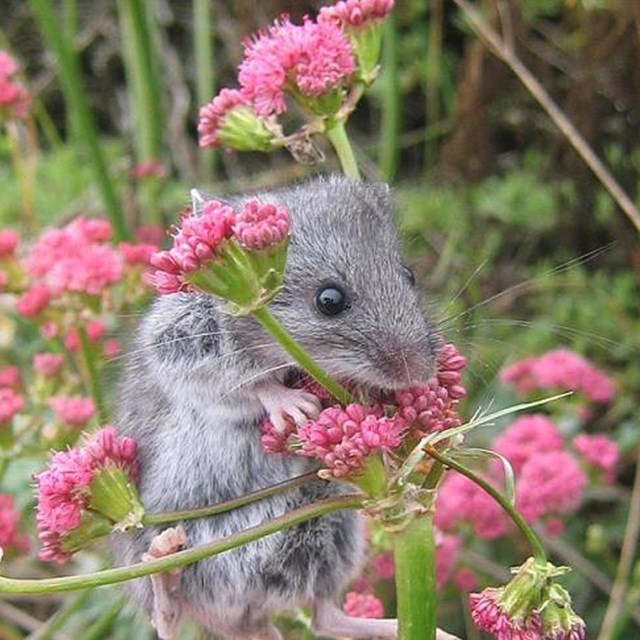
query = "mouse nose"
(372, 331, 436, 388)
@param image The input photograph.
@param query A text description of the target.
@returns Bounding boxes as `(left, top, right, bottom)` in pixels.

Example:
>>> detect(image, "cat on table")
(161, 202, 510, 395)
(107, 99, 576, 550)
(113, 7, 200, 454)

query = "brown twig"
(452, 0, 640, 234)
(596, 450, 640, 639)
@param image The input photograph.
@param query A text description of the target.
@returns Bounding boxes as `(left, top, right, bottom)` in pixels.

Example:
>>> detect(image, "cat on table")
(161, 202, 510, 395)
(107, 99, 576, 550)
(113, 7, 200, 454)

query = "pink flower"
(394, 343, 466, 435)
(33, 353, 65, 378)
(64, 321, 106, 351)
(198, 88, 252, 148)
(516, 451, 587, 524)
(0, 388, 23, 424)
(16, 284, 51, 317)
(0, 51, 30, 120)
(0, 365, 20, 389)
(49, 396, 96, 428)
(470, 588, 543, 639)
(296, 404, 405, 477)
(501, 349, 615, 404)
(118, 242, 157, 266)
(453, 568, 478, 591)
(0, 494, 29, 554)
(239, 17, 355, 117)
(103, 339, 121, 359)
(319, 0, 395, 28)
(371, 551, 395, 580)
(233, 200, 291, 250)
(435, 472, 509, 540)
(35, 426, 139, 563)
(493, 414, 564, 474)
(0, 229, 19, 257)
(343, 592, 384, 618)
(130, 158, 166, 179)
(136, 225, 165, 246)
(572, 433, 619, 484)
(436, 534, 461, 590)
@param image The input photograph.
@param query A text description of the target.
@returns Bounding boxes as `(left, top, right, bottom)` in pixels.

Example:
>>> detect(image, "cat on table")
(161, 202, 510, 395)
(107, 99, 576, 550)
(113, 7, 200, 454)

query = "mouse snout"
(371, 329, 437, 389)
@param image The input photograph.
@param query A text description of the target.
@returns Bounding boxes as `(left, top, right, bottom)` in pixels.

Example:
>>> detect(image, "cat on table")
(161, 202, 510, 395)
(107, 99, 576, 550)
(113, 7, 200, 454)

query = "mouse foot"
(256, 381, 321, 432)
(141, 526, 187, 640)
(311, 601, 460, 640)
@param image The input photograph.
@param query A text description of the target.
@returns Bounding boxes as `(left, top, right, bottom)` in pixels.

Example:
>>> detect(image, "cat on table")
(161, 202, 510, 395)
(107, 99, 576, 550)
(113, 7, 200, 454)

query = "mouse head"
(244, 175, 440, 391)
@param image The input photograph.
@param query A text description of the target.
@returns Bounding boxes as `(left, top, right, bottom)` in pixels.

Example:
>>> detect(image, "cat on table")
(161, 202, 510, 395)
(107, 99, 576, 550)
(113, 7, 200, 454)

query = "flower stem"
(0, 494, 363, 595)
(425, 445, 547, 563)
(144, 471, 318, 525)
(325, 119, 361, 179)
(77, 325, 107, 424)
(252, 306, 353, 405)
(392, 512, 437, 640)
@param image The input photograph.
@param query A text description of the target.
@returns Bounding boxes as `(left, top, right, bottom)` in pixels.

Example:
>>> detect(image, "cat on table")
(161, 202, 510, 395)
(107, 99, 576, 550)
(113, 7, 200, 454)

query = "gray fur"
(112, 175, 439, 636)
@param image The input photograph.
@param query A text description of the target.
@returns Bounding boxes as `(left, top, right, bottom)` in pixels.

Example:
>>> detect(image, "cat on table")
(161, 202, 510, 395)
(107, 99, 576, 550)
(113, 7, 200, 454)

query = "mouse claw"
(256, 384, 322, 433)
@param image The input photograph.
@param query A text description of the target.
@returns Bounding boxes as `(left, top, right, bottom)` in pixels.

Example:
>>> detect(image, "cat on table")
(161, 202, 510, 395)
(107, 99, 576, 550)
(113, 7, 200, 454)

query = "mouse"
(111, 174, 456, 640)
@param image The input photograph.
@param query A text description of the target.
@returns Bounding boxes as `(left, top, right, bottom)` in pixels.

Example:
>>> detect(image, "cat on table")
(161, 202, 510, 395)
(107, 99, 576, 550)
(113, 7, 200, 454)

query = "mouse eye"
(402, 266, 416, 286)
(314, 284, 350, 317)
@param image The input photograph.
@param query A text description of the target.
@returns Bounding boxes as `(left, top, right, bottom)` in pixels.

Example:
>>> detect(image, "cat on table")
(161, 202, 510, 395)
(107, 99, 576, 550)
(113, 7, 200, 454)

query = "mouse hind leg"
(141, 526, 187, 640)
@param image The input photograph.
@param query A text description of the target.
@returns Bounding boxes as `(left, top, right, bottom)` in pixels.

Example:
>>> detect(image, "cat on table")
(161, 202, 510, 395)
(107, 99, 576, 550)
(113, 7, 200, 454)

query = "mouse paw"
(256, 384, 322, 433)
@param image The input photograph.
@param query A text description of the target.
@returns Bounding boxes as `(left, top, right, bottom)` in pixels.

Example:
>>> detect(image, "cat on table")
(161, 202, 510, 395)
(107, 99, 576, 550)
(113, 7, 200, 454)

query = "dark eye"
(314, 284, 350, 317)
(402, 266, 416, 286)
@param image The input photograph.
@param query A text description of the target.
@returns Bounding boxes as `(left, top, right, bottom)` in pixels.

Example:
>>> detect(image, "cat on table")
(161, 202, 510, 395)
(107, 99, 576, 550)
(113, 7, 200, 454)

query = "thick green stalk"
(252, 306, 354, 405)
(28, 0, 128, 241)
(393, 513, 437, 640)
(144, 471, 317, 525)
(325, 119, 361, 179)
(194, 0, 216, 180)
(0, 494, 362, 595)
(425, 445, 547, 563)
(379, 15, 400, 182)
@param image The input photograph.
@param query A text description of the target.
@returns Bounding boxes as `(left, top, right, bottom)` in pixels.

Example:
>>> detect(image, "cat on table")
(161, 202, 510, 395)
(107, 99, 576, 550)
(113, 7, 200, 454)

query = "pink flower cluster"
(0, 229, 19, 257)
(0, 51, 30, 120)
(343, 591, 385, 618)
(35, 426, 138, 563)
(436, 412, 609, 539)
(0, 365, 20, 389)
(150, 199, 291, 294)
(573, 433, 620, 485)
(0, 387, 23, 424)
(394, 342, 467, 436)
(198, 9, 359, 148)
(319, 0, 394, 28)
(26, 218, 123, 298)
(470, 588, 543, 639)
(0, 493, 29, 554)
(33, 353, 65, 378)
(49, 395, 96, 428)
(501, 349, 615, 404)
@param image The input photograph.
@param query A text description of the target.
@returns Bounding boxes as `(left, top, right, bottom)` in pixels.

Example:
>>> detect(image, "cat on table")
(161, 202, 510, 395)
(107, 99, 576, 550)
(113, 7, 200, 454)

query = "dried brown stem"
(452, 0, 640, 234)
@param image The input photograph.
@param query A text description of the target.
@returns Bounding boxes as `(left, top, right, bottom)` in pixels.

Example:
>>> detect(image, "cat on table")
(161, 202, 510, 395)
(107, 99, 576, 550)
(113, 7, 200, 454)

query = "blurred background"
(1, 0, 639, 638)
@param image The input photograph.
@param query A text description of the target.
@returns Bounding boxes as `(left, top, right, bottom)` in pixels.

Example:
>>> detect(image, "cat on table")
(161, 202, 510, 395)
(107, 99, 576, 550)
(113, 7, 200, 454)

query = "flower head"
(0, 365, 20, 389)
(319, 0, 394, 29)
(35, 426, 141, 563)
(0, 388, 23, 424)
(0, 229, 19, 258)
(118, 242, 157, 266)
(198, 88, 279, 151)
(540, 583, 587, 640)
(343, 591, 385, 618)
(239, 17, 355, 117)
(33, 353, 65, 378)
(0, 51, 30, 120)
(16, 284, 51, 317)
(233, 200, 291, 250)
(0, 493, 29, 554)
(49, 395, 96, 428)
(572, 433, 619, 484)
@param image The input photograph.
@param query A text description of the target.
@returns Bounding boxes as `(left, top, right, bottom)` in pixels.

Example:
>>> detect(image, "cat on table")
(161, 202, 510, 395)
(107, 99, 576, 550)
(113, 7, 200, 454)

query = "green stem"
(28, 0, 128, 240)
(0, 494, 362, 595)
(252, 306, 354, 405)
(194, 0, 216, 181)
(425, 445, 547, 563)
(325, 119, 361, 179)
(77, 326, 107, 424)
(379, 15, 400, 182)
(392, 513, 437, 640)
(144, 471, 318, 525)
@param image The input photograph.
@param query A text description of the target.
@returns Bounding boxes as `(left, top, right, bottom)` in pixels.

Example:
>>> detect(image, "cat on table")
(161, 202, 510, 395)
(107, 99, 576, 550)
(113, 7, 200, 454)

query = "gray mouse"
(112, 175, 458, 640)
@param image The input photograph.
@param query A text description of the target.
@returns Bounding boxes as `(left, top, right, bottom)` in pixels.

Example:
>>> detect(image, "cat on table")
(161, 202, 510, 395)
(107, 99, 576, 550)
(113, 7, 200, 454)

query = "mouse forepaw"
(256, 383, 321, 432)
